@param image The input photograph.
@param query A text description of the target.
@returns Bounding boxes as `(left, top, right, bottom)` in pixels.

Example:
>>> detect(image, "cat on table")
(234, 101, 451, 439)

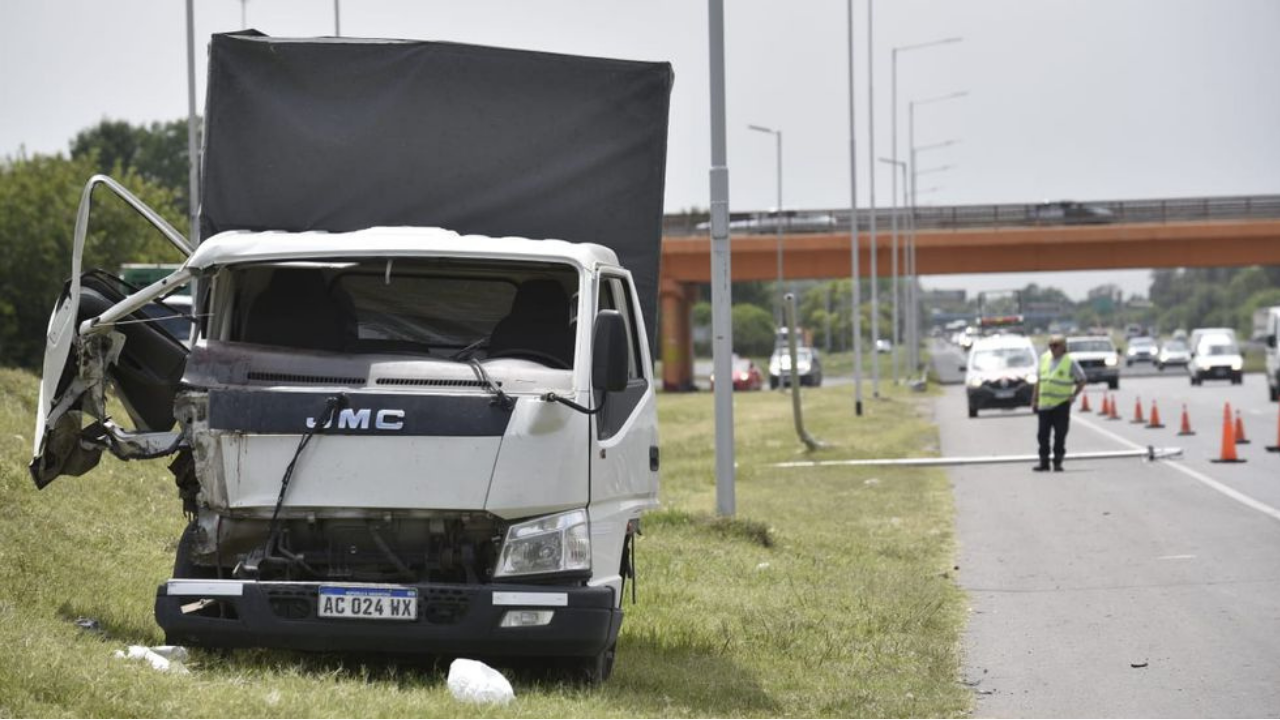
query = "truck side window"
(598, 277, 643, 380)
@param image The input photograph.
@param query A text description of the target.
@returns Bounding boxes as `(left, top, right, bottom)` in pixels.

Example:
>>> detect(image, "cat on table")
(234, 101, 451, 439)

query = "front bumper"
(967, 382, 1034, 409)
(1193, 365, 1240, 381)
(1080, 365, 1119, 384)
(157, 579, 620, 657)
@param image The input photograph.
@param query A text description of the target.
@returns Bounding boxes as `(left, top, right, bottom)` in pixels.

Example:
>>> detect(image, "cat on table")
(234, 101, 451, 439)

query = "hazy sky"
(3, 0, 1278, 300)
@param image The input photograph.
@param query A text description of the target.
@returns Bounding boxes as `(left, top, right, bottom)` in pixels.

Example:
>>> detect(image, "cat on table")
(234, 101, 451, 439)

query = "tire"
(1269, 383, 1278, 402)
(968, 405, 978, 418)
(1157, 363, 1164, 371)
(562, 643, 615, 685)
(1108, 378, 1119, 390)
(173, 523, 217, 579)
(1232, 373, 1243, 385)
(769, 377, 778, 390)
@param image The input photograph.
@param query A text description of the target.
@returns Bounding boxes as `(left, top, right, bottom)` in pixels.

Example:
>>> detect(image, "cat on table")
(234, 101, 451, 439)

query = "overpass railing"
(662, 194, 1280, 237)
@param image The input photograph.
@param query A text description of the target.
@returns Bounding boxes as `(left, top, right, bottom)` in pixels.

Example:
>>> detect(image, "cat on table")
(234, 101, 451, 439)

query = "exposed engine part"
(189, 514, 503, 584)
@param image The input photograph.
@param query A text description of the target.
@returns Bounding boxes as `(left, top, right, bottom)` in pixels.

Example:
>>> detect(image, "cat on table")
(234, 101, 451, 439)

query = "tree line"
(2, 117, 1277, 370)
(0, 120, 193, 368)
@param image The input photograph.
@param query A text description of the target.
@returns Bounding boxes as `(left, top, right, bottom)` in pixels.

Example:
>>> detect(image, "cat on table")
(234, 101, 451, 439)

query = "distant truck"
(30, 33, 673, 683)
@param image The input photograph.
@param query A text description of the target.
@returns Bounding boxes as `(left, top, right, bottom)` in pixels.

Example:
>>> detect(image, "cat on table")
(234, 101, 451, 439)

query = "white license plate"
(318, 586, 417, 621)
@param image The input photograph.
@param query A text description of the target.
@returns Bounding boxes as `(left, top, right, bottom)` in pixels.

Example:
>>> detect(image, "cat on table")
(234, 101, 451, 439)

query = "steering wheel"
(487, 348, 571, 370)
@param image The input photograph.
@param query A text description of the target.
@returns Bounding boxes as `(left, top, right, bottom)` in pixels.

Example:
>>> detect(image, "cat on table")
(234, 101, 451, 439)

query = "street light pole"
(846, 0, 863, 416)
(892, 36, 960, 379)
(709, 0, 736, 516)
(907, 91, 966, 374)
(878, 156, 907, 378)
(185, 0, 199, 245)
(749, 124, 784, 326)
(866, 0, 880, 398)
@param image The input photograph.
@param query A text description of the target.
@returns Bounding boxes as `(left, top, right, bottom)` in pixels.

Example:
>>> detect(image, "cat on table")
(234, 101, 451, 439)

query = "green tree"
(732, 303, 776, 356)
(71, 117, 200, 216)
(0, 154, 186, 368)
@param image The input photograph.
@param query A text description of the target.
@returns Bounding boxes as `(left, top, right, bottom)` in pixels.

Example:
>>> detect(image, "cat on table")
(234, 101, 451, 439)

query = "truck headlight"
(496, 509, 591, 578)
(1104, 355, 1118, 367)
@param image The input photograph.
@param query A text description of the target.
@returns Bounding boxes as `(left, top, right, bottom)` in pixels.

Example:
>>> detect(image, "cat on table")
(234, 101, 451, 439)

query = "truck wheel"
(563, 643, 615, 685)
(1108, 378, 1119, 390)
(968, 405, 978, 418)
(1270, 384, 1278, 402)
(173, 523, 216, 579)
(769, 377, 778, 390)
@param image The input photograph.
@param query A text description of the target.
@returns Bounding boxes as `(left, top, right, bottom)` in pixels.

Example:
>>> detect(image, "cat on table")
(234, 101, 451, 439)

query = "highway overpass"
(658, 195, 1280, 390)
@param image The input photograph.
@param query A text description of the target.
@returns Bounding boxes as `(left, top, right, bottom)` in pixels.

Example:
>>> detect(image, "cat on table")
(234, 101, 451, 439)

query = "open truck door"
(30, 176, 195, 488)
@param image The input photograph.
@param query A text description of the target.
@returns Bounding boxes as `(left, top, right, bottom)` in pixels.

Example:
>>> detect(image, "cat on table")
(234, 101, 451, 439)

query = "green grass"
(0, 367, 969, 717)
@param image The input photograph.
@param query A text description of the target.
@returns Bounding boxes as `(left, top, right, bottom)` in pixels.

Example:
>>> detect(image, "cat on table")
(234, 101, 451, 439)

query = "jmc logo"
(305, 408, 406, 431)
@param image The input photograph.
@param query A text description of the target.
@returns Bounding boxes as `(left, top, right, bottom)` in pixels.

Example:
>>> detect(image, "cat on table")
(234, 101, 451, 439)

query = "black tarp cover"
(199, 32, 673, 347)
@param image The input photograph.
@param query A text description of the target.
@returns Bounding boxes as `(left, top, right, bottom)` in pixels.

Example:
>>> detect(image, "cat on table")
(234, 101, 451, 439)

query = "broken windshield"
(223, 258, 579, 366)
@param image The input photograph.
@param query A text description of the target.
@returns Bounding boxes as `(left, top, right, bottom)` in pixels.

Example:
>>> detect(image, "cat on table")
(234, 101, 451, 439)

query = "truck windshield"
(1068, 340, 1113, 353)
(971, 347, 1035, 371)
(226, 258, 579, 366)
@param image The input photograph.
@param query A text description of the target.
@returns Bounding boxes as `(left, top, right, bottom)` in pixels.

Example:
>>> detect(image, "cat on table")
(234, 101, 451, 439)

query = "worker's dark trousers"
(1036, 402, 1071, 468)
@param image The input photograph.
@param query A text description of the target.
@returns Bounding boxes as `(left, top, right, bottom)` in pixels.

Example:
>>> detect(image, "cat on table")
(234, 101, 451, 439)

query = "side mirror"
(592, 310, 629, 393)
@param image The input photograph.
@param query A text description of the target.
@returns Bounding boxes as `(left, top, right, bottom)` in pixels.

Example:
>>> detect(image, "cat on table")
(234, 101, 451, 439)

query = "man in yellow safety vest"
(1031, 334, 1088, 471)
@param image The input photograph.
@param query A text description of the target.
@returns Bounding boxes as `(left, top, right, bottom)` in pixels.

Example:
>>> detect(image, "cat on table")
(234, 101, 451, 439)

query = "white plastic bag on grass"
(114, 645, 190, 674)
(447, 658, 514, 705)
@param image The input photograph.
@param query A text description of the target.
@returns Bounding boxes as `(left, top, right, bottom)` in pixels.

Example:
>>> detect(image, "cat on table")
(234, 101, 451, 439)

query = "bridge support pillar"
(660, 277, 697, 392)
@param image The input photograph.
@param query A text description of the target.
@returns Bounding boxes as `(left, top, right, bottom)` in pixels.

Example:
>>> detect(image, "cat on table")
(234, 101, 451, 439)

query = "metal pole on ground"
(786, 293, 823, 452)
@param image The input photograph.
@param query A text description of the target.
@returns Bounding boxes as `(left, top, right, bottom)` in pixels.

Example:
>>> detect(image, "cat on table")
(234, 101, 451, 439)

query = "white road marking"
(1075, 414, 1280, 523)
(1157, 554, 1197, 560)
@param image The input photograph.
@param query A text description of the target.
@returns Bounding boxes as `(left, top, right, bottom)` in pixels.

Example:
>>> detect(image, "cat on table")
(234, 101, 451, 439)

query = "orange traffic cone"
(1211, 402, 1246, 463)
(1146, 400, 1165, 429)
(1131, 396, 1146, 424)
(1177, 404, 1196, 436)
(1079, 391, 1092, 413)
(1267, 402, 1280, 452)
(1235, 410, 1250, 445)
(1107, 394, 1122, 421)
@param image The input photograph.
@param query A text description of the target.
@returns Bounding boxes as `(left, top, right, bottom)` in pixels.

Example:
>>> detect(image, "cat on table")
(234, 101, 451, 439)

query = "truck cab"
(32, 223, 658, 681)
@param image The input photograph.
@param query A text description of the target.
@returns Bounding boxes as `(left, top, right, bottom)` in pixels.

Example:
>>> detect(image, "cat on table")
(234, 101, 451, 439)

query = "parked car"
(1156, 338, 1191, 371)
(1188, 333, 1243, 385)
(1066, 335, 1120, 389)
(1124, 336, 1157, 366)
(769, 345, 823, 388)
(710, 354, 764, 391)
(963, 335, 1038, 418)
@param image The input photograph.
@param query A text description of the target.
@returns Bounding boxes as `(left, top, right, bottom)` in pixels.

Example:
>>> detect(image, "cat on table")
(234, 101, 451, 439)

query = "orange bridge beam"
(657, 219, 1280, 390)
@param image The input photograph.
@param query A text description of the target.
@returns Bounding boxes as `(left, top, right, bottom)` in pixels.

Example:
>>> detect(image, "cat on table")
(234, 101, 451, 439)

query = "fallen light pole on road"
(772, 446, 1183, 469)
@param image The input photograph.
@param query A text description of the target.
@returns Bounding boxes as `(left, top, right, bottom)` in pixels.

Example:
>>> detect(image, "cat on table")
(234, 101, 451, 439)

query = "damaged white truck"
(30, 33, 673, 683)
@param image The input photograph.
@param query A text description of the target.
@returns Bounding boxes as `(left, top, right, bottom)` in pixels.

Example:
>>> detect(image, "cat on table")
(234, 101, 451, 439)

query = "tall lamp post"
(892, 37, 960, 380)
(845, 0, 863, 416)
(878, 156, 907, 380)
(748, 124, 785, 326)
(908, 91, 966, 374)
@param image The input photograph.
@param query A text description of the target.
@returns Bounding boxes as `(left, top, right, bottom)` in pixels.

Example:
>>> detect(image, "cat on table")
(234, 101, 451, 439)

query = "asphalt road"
(932, 351, 1280, 716)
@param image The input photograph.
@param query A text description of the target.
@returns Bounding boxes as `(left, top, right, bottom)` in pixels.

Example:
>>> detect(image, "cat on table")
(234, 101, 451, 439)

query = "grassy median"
(0, 367, 968, 717)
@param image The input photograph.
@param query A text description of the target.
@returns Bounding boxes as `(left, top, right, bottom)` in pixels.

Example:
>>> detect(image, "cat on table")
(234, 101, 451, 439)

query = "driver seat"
(487, 280, 573, 366)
